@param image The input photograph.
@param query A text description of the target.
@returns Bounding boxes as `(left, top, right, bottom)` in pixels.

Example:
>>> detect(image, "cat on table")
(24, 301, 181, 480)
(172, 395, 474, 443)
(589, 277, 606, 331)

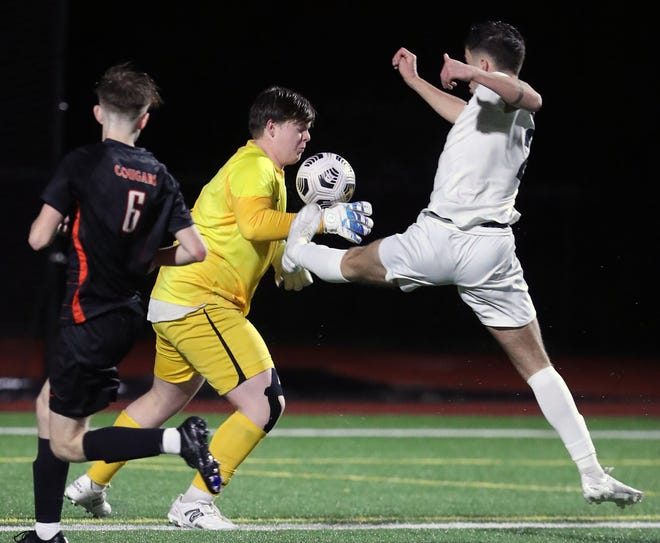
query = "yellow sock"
(191, 411, 266, 492)
(87, 410, 141, 486)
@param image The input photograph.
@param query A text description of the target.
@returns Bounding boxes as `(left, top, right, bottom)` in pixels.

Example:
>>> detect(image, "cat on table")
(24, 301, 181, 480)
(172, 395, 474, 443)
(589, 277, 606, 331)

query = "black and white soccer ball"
(295, 152, 356, 207)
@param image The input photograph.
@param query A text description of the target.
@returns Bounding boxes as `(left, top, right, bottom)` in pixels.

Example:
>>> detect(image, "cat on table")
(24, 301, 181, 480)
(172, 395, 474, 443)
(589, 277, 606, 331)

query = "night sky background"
(1, 1, 657, 362)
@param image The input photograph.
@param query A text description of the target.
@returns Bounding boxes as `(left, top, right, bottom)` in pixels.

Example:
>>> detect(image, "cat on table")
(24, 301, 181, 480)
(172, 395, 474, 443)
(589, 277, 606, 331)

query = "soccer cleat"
(13, 531, 68, 543)
(64, 473, 112, 517)
(282, 203, 322, 273)
(582, 467, 644, 508)
(167, 494, 236, 530)
(178, 416, 222, 494)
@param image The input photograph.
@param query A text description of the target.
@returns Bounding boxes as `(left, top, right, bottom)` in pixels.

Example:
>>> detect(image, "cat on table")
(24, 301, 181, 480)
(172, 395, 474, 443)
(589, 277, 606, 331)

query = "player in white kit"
(283, 20, 643, 507)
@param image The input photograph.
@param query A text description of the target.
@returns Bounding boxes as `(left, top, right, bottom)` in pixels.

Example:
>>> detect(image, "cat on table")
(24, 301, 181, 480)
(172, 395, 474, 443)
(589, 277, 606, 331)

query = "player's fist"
(276, 267, 313, 291)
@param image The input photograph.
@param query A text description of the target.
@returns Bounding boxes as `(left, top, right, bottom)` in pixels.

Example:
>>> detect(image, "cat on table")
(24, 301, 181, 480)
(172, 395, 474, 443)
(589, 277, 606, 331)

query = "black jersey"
(41, 138, 194, 324)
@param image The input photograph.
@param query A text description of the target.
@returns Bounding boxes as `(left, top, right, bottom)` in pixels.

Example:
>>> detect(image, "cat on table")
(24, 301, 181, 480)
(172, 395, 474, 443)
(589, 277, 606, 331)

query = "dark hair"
(94, 62, 163, 119)
(248, 86, 316, 138)
(464, 20, 526, 75)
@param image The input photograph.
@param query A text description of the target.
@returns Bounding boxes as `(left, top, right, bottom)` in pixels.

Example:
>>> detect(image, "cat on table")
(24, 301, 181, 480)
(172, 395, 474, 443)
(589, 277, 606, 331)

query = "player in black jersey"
(15, 63, 218, 543)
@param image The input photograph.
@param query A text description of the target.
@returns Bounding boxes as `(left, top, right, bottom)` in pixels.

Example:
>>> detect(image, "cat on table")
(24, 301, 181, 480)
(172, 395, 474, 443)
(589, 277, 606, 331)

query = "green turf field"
(1, 411, 658, 542)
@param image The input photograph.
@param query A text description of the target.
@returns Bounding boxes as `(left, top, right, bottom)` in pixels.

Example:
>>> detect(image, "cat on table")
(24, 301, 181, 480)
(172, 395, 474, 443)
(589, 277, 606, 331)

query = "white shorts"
(378, 212, 536, 327)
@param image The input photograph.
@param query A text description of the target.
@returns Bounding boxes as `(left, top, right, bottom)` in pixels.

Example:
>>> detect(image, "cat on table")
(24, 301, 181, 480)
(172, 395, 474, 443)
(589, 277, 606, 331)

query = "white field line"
(2, 521, 660, 532)
(4, 427, 660, 439)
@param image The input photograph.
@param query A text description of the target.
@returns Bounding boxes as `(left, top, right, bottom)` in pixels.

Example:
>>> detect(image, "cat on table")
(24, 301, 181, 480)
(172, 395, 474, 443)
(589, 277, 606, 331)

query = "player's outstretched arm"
(475, 70, 542, 112)
(441, 53, 542, 112)
(392, 47, 466, 124)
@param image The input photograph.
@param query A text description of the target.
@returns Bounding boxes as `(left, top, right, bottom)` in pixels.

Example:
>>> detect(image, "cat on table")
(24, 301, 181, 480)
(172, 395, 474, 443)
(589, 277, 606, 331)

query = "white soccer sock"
(296, 244, 349, 283)
(90, 480, 106, 491)
(182, 483, 215, 504)
(35, 522, 61, 541)
(527, 366, 603, 477)
(162, 427, 181, 454)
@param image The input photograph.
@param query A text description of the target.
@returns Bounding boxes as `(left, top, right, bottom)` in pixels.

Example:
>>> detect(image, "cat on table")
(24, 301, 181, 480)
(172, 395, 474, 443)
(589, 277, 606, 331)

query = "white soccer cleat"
(282, 203, 322, 273)
(167, 494, 236, 530)
(582, 467, 644, 508)
(64, 474, 112, 517)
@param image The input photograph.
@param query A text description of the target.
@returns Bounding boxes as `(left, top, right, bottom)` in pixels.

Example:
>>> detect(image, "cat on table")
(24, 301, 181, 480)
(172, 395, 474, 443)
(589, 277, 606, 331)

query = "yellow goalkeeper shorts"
(152, 303, 274, 395)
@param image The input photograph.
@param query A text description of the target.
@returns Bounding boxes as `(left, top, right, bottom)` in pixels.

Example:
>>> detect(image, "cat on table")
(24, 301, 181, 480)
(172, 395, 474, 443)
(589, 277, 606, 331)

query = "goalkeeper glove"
(322, 201, 374, 244)
(275, 267, 314, 291)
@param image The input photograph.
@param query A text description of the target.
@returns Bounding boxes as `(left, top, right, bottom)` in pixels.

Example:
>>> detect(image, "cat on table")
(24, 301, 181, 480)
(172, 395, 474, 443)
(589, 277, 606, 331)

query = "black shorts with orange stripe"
(48, 306, 144, 418)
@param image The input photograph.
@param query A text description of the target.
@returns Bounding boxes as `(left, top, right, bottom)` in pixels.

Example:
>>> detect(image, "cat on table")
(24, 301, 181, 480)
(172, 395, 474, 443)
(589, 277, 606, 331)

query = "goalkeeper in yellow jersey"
(64, 85, 373, 529)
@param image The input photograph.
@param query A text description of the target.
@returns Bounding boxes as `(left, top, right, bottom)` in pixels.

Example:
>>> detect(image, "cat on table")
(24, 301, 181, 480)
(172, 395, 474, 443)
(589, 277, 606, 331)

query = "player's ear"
(93, 104, 104, 125)
(137, 111, 150, 131)
(266, 119, 277, 138)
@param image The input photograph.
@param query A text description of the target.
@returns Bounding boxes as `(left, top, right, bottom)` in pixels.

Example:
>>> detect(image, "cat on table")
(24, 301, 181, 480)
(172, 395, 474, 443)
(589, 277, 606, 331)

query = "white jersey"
(425, 77, 535, 229)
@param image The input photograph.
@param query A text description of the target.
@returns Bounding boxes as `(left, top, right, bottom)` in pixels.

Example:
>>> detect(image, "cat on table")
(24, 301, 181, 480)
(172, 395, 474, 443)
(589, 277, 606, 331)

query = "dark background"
(1, 1, 657, 363)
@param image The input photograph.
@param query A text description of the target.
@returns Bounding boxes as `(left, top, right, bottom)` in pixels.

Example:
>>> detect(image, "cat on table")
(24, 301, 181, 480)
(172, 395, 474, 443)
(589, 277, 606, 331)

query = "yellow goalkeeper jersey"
(151, 140, 296, 315)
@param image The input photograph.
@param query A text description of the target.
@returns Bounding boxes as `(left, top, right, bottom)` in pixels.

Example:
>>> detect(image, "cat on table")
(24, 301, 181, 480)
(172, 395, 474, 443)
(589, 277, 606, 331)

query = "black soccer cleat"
(13, 531, 68, 543)
(177, 416, 222, 494)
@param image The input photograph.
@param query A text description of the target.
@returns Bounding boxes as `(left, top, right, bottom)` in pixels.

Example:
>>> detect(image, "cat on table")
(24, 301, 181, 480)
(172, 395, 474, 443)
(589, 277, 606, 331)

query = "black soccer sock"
(33, 437, 69, 523)
(82, 427, 165, 462)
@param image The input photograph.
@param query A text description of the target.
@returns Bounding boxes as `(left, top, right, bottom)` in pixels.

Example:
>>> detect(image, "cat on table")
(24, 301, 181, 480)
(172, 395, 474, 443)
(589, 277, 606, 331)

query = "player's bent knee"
(263, 368, 284, 433)
(343, 242, 387, 283)
(49, 436, 85, 463)
(341, 246, 365, 279)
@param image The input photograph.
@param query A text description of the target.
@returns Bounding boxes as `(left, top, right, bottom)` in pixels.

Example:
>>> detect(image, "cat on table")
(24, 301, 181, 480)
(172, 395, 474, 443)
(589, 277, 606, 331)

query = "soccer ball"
(295, 152, 356, 207)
